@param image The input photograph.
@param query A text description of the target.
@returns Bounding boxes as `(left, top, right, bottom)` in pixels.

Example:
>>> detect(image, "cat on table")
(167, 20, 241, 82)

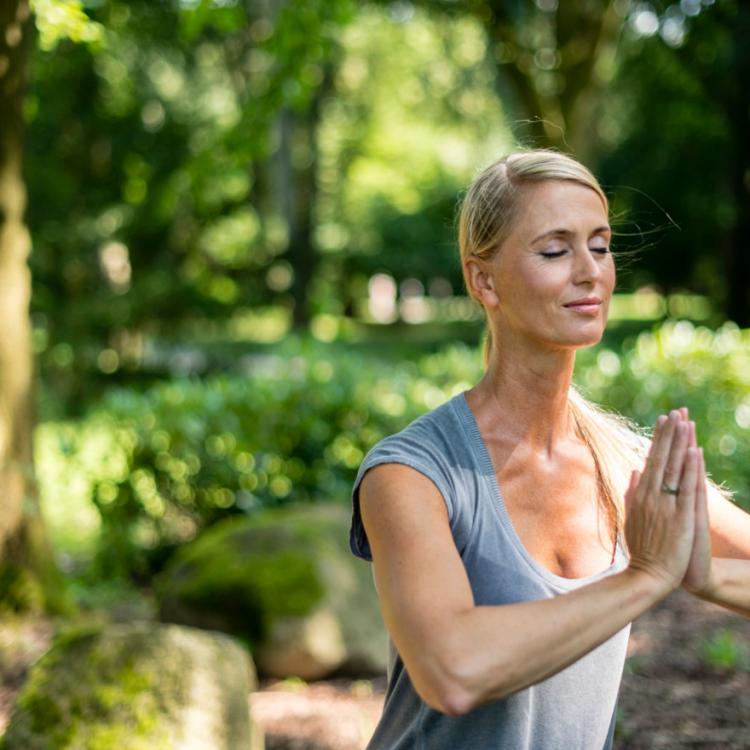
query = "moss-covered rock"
(0, 564, 46, 614)
(157, 503, 387, 679)
(1, 621, 262, 750)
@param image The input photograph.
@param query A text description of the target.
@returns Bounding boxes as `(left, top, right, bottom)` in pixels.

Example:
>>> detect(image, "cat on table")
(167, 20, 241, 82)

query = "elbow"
(413, 645, 512, 717)
(440, 689, 480, 717)
(417, 680, 475, 717)
(425, 682, 474, 717)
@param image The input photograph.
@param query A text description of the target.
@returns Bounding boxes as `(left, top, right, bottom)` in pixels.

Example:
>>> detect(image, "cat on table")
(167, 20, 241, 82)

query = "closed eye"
(540, 247, 610, 259)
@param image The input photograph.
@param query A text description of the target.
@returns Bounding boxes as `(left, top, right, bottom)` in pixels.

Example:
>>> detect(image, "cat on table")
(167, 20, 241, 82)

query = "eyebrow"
(531, 226, 611, 244)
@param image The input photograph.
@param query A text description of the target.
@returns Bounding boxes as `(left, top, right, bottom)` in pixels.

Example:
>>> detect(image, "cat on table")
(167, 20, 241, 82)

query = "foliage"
(319, 5, 510, 306)
(24, 0, 750, 423)
(26, 0, 356, 409)
(36, 321, 750, 582)
(74, 339, 479, 578)
(576, 320, 750, 504)
(0, 564, 45, 615)
(32, 0, 104, 50)
(701, 628, 749, 671)
(600, 0, 750, 323)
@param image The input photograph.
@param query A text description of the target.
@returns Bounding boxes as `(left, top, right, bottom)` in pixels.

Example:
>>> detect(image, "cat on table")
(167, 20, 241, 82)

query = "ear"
(464, 256, 500, 307)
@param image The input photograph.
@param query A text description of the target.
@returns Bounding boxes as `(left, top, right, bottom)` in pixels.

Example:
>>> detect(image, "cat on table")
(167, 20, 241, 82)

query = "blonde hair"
(457, 149, 730, 542)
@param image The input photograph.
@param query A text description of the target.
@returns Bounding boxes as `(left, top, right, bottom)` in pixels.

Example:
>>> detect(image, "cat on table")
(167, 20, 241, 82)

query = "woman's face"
(468, 179, 615, 351)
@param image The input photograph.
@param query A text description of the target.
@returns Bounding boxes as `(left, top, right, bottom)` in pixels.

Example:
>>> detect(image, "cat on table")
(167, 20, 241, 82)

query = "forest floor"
(249, 589, 750, 750)
(2, 589, 750, 748)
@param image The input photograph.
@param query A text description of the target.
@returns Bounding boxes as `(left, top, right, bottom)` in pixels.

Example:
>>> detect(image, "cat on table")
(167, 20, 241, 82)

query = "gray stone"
(157, 503, 387, 680)
(1, 621, 263, 750)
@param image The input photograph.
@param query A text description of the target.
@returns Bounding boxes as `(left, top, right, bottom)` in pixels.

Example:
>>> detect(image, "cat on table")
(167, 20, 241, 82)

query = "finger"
(652, 414, 668, 443)
(644, 412, 673, 468)
(679, 406, 689, 422)
(644, 411, 680, 492)
(677, 447, 700, 511)
(661, 421, 691, 492)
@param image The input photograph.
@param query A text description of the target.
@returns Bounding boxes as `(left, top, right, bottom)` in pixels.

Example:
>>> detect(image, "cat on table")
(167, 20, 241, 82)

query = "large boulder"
(157, 503, 387, 680)
(1, 622, 262, 750)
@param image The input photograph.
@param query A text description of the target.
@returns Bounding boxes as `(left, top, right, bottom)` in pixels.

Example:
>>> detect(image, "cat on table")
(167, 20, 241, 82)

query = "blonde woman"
(350, 150, 750, 748)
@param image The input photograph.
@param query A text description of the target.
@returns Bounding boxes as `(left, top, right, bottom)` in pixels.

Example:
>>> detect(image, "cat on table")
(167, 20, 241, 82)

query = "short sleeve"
(349, 429, 456, 561)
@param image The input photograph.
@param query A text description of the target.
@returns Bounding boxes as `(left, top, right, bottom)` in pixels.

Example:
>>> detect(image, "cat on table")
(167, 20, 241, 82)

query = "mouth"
(563, 297, 602, 315)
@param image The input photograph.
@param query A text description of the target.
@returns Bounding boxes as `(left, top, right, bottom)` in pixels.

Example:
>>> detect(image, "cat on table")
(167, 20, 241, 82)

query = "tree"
(599, 0, 750, 324)
(0, 0, 61, 613)
(23, 0, 353, 390)
(410, 0, 629, 166)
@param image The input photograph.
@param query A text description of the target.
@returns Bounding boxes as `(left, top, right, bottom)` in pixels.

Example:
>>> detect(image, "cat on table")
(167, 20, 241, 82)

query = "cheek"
(604, 260, 616, 292)
(524, 266, 571, 299)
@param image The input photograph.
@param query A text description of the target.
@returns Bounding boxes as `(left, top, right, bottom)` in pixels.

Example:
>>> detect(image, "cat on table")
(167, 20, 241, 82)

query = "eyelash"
(540, 248, 610, 259)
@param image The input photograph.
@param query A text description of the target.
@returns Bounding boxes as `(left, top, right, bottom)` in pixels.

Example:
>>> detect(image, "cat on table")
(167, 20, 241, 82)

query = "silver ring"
(660, 482, 679, 496)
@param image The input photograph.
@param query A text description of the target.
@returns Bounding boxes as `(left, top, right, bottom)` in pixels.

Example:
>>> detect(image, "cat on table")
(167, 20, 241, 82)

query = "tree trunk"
(725, 3, 750, 326)
(0, 0, 62, 613)
(275, 66, 333, 330)
(484, 0, 622, 166)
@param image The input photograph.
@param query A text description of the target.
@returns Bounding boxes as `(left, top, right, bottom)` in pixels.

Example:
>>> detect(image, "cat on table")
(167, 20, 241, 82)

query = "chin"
(547, 325, 606, 350)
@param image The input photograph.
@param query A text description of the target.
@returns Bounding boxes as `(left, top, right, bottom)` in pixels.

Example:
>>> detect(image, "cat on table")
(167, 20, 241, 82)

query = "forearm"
(442, 568, 668, 713)
(696, 558, 750, 616)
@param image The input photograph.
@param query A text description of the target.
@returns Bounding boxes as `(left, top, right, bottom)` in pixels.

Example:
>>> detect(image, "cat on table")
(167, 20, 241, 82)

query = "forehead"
(511, 180, 609, 239)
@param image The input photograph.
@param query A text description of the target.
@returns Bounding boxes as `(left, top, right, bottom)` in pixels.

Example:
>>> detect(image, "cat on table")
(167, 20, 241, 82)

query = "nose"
(572, 244, 601, 285)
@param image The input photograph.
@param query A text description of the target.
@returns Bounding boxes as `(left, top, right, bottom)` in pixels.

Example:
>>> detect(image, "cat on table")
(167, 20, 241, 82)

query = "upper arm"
(708, 487, 750, 558)
(359, 462, 474, 710)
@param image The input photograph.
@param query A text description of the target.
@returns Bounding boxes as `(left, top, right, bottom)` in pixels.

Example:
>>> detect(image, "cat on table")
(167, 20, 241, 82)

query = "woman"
(349, 150, 750, 748)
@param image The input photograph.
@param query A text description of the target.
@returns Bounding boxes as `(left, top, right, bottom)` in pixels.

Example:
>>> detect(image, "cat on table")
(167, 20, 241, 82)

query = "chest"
(489, 445, 616, 579)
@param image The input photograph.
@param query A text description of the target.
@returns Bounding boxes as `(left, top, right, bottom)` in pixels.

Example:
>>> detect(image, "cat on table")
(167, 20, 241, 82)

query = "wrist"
(623, 563, 677, 602)
(684, 562, 721, 600)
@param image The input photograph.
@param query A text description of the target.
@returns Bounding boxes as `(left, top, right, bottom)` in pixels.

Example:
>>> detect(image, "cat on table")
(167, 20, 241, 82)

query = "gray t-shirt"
(350, 391, 630, 749)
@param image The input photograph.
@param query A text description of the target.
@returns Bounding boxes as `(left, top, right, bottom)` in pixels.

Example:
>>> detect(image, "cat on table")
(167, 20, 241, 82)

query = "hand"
(681, 420, 714, 595)
(624, 410, 701, 592)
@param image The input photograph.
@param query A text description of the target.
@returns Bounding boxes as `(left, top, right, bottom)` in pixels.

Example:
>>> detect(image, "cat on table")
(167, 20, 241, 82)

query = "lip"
(563, 297, 602, 316)
(564, 297, 602, 307)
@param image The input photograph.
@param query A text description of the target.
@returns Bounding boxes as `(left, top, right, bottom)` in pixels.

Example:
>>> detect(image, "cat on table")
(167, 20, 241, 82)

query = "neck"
(470, 337, 579, 457)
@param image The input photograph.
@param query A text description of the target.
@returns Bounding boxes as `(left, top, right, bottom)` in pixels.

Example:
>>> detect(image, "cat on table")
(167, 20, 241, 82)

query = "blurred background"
(1, 0, 750, 747)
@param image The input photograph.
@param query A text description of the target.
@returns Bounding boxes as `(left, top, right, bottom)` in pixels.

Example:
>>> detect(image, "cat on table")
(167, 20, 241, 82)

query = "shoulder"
(350, 393, 474, 560)
(357, 394, 467, 493)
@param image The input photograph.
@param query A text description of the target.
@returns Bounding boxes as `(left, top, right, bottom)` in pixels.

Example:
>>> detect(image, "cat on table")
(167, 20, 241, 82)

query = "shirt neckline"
(452, 390, 625, 591)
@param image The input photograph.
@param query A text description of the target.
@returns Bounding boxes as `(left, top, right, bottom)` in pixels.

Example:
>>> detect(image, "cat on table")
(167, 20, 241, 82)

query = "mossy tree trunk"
(0, 0, 62, 613)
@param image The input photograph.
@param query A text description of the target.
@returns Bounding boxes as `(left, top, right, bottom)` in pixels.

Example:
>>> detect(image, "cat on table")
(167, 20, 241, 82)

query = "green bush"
(74, 339, 483, 578)
(576, 321, 750, 505)
(39, 322, 750, 581)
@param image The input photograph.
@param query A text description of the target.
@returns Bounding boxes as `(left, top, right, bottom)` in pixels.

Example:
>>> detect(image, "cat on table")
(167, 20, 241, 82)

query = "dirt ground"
(3, 589, 750, 748)
(249, 590, 750, 750)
